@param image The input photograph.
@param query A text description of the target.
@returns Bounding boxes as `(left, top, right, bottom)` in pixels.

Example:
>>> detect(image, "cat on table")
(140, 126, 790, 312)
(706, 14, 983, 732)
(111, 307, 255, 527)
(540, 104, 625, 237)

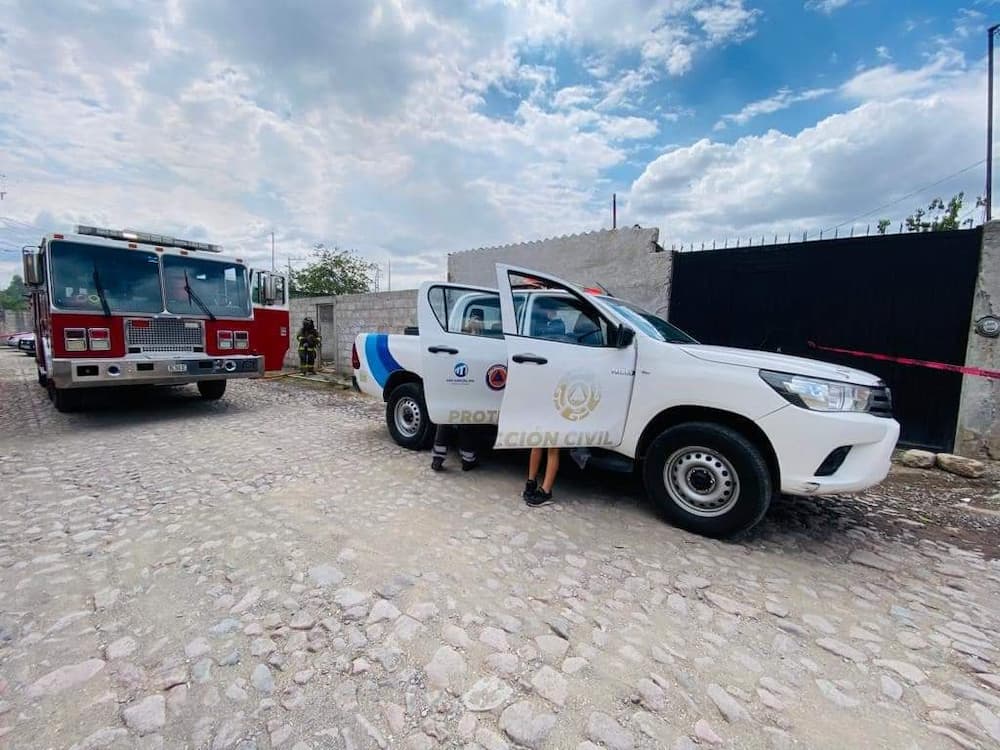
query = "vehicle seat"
(573, 315, 602, 345)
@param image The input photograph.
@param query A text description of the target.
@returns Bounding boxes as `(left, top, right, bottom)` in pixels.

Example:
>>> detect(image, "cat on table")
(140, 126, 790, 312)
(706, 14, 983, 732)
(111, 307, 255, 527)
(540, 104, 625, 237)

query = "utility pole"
(271, 232, 275, 271)
(387, 257, 391, 292)
(989, 24, 999, 221)
(612, 194, 617, 229)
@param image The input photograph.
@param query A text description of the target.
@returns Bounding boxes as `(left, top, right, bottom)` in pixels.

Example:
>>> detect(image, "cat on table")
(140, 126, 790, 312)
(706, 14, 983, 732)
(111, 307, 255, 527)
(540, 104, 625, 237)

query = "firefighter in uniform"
(430, 310, 483, 472)
(296, 317, 321, 374)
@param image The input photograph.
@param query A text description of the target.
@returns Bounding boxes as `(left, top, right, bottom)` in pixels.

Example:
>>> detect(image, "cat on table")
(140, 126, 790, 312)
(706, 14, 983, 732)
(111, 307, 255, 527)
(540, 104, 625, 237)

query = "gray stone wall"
(285, 290, 418, 373)
(447, 227, 671, 314)
(0, 309, 33, 336)
(955, 221, 1000, 459)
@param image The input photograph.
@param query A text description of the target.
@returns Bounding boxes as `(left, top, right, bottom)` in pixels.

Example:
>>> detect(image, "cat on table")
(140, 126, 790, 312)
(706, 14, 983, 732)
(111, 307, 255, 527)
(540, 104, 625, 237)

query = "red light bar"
(582, 287, 602, 295)
(131, 319, 151, 329)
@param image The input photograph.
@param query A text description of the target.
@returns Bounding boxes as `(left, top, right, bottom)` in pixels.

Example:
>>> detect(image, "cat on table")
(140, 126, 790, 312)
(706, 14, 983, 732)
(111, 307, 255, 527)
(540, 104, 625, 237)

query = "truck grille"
(869, 384, 893, 418)
(125, 318, 204, 353)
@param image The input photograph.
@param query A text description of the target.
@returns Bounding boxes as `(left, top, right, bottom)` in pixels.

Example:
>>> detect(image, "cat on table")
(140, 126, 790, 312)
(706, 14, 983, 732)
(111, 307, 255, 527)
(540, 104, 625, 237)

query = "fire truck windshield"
(50, 241, 164, 314)
(163, 255, 251, 318)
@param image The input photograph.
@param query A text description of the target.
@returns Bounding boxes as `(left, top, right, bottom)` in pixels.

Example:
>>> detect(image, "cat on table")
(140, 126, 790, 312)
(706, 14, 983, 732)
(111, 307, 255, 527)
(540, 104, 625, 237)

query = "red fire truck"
(22, 225, 290, 412)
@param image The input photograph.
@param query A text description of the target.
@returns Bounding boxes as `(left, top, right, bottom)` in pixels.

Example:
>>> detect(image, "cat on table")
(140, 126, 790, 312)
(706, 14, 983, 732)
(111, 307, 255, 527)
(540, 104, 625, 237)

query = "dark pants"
(299, 349, 316, 372)
(432, 424, 477, 464)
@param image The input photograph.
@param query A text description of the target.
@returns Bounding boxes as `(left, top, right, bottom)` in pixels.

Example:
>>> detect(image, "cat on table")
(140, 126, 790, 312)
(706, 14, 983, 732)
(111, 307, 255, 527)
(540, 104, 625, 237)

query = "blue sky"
(0, 0, 993, 289)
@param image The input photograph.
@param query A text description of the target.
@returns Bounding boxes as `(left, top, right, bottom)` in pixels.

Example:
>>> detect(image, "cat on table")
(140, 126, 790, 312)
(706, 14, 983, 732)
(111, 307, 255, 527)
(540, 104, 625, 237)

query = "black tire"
(198, 380, 227, 400)
(48, 382, 82, 413)
(37, 368, 47, 388)
(642, 422, 772, 538)
(385, 381, 434, 450)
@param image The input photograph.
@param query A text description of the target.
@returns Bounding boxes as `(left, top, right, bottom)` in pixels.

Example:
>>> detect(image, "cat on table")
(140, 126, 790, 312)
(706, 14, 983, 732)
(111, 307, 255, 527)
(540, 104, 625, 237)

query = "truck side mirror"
(263, 275, 277, 304)
(22, 249, 41, 286)
(616, 326, 635, 348)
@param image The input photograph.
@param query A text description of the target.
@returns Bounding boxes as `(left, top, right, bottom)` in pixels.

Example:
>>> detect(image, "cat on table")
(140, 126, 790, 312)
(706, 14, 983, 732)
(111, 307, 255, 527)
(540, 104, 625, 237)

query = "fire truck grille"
(125, 318, 205, 353)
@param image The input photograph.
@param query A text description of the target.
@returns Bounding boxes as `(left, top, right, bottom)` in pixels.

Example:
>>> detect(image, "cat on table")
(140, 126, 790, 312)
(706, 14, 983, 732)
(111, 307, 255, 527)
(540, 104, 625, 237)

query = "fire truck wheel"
(48, 382, 82, 413)
(37, 368, 47, 387)
(197, 380, 228, 400)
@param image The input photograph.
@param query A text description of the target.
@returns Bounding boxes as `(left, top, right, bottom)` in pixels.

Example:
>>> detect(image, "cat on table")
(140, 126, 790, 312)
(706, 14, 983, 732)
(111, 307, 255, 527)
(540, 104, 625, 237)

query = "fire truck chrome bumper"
(49, 356, 265, 389)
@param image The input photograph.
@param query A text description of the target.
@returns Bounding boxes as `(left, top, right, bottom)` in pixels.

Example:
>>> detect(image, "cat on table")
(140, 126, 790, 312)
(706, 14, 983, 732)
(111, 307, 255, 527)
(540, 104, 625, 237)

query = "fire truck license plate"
(168, 364, 188, 373)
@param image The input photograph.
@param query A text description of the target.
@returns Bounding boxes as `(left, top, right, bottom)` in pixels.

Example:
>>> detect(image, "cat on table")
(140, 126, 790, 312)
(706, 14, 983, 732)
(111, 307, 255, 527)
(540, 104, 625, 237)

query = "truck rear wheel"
(386, 382, 434, 450)
(48, 382, 82, 413)
(643, 422, 772, 538)
(198, 380, 227, 400)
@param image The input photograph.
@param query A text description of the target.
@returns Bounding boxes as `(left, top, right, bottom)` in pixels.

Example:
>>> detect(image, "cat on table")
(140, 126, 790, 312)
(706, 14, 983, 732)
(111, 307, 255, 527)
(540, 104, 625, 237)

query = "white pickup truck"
(354, 264, 899, 537)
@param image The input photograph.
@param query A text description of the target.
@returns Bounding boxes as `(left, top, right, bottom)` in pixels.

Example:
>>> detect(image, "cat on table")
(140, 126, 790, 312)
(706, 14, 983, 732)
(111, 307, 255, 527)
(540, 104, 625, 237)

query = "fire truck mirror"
(264, 275, 278, 305)
(22, 250, 42, 286)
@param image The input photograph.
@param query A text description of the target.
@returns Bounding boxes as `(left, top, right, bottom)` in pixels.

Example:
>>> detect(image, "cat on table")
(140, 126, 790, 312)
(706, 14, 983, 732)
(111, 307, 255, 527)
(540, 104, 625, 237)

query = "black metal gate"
(668, 229, 982, 452)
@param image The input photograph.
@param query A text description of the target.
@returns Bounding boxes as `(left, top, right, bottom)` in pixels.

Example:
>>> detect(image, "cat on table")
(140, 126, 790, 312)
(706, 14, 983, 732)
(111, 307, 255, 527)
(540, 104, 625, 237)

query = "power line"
(820, 159, 986, 235)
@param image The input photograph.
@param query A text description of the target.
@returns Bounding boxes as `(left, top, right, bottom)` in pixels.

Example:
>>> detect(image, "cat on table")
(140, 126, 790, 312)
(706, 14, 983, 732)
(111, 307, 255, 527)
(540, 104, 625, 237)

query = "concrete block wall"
(955, 221, 1000, 459)
(0, 309, 33, 336)
(284, 290, 418, 373)
(447, 227, 671, 314)
(331, 290, 418, 374)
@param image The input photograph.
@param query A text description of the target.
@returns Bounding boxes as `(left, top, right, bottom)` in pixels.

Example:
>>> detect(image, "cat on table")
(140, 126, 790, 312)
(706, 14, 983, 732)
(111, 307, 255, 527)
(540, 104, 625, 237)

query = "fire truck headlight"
(234, 331, 249, 350)
(88, 328, 111, 351)
(65, 328, 87, 352)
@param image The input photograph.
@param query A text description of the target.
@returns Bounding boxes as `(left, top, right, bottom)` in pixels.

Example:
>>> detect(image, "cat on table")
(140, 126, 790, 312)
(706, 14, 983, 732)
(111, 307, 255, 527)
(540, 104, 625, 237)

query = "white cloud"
(841, 49, 965, 100)
(693, 0, 761, 42)
(627, 54, 983, 244)
(876, 45, 891, 60)
(805, 0, 854, 13)
(714, 87, 833, 129)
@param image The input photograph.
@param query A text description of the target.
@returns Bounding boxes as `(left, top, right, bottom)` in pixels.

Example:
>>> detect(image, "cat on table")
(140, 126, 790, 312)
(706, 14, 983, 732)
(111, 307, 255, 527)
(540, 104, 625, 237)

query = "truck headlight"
(760, 370, 872, 413)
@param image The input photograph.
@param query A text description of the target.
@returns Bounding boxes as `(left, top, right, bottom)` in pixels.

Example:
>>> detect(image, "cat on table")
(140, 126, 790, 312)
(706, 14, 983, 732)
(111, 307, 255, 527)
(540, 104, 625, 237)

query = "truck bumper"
(758, 406, 901, 496)
(49, 355, 265, 389)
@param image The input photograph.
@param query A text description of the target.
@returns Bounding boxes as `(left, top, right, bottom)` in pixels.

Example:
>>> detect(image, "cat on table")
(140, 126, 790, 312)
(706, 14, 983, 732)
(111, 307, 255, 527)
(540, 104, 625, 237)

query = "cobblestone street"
(1, 348, 999, 750)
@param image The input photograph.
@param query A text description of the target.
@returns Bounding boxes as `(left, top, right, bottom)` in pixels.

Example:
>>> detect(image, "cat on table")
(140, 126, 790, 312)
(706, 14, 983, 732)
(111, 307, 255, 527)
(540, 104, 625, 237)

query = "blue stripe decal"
(376, 334, 403, 382)
(365, 333, 402, 388)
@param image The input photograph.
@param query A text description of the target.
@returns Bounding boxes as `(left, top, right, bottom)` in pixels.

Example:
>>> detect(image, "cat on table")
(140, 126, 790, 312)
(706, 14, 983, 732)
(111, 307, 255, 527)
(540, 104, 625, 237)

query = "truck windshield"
(163, 255, 251, 318)
(600, 297, 698, 344)
(50, 241, 163, 314)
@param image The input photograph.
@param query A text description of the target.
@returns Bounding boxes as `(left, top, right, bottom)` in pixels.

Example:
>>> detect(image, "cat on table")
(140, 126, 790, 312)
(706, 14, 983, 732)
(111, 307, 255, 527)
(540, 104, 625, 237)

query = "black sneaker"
(522, 480, 538, 501)
(461, 458, 480, 472)
(526, 489, 554, 507)
(431, 456, 445, 472)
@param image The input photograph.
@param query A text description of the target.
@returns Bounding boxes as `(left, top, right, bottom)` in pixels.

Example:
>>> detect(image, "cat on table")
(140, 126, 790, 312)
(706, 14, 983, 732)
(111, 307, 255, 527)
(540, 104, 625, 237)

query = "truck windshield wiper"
(92, 263, 111, 318)
(184, 271, 216, 321)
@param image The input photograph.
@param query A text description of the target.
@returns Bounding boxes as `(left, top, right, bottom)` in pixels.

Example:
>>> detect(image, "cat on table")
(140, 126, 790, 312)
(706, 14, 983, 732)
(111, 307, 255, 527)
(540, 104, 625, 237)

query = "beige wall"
(447, 227, 671, 314)
(955, 221, 1000, 459)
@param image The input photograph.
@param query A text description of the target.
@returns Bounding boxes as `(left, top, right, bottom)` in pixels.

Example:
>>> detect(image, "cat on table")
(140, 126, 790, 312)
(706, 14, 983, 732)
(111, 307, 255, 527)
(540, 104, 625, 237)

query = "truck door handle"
(512, 353, 548, 365)
(427, 346, 459, 355)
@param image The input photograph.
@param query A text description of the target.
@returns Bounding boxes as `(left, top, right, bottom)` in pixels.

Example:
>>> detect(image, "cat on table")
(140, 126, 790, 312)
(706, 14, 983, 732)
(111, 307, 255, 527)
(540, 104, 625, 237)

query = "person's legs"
(457, 426, 479, 471)
(527, 447, 558, 507)
(298, 350, 308, 374)
(524, 447, 543, 499)
(306, 350, 316, 373)
(431, 424, 454, 471)
(541, 447, 560, 492)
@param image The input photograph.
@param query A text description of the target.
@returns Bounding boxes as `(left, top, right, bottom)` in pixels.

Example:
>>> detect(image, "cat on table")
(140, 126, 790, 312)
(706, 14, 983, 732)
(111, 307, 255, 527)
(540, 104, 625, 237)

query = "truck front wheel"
(48, 382, 82, 413)
(643, 422, 772, 538)
(386, 382, 434, 450)
(198, 380, 227, 400)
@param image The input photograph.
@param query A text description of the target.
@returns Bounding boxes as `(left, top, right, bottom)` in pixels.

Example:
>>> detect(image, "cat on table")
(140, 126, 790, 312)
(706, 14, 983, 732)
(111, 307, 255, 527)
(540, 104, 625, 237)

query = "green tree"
(290, 244, 375, 296)
(903, 192, 976, 232)
(876, 219, 891, 235)
(0, 274, 27, 311)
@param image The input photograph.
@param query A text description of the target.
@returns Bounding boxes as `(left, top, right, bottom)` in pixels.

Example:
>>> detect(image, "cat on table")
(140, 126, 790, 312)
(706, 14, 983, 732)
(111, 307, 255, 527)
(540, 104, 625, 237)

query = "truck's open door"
(495, 265, 638, 449)
(417, 281, 508, 425)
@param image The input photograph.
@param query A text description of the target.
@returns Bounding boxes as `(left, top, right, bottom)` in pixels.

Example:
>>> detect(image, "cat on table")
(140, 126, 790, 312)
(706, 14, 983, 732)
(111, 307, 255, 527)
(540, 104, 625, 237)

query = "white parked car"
(353, 264, 899, 537)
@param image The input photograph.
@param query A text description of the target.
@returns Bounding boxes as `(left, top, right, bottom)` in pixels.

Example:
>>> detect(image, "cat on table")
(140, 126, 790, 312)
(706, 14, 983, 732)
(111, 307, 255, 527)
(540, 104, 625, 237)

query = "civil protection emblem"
(486, 364, 507, 391)
(553, 370, 601, 422)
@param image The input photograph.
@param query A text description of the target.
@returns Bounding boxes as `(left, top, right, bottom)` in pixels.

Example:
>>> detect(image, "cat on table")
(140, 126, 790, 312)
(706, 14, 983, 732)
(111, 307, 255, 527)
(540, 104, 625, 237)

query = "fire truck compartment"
(50, 355, 264, 388)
